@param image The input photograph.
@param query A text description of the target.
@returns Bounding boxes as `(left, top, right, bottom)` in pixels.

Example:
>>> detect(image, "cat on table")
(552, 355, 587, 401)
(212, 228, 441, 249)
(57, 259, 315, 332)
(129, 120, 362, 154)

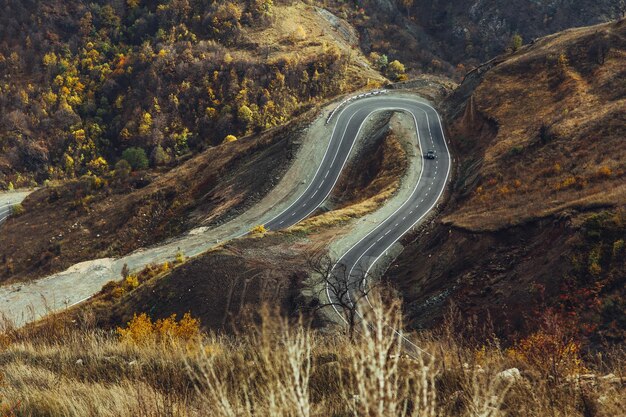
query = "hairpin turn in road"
(262, 94, 451, 317)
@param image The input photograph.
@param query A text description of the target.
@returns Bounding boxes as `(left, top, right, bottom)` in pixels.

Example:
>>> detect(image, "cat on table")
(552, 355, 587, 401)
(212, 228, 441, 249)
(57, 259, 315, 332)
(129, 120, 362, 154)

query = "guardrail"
(326, 89, 388, 125)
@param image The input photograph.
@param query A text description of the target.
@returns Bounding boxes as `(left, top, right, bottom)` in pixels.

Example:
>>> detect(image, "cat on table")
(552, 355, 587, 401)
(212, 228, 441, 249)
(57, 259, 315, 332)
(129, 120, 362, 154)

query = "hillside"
(389, 19, 626, 346)
(0, 0, 381, 188)
(1, 3, 626, 415)
(327, 0, 625, 77)
(0, 0, 386, 282)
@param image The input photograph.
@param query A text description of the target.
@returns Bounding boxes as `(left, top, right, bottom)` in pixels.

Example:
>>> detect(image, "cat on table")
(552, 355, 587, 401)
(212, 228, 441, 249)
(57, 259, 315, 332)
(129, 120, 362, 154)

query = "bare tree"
(307, 251, 377, 340)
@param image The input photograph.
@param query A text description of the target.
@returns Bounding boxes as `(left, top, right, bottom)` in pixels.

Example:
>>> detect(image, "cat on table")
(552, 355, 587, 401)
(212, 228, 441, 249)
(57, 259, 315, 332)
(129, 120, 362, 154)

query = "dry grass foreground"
(1, 293, 624, 417)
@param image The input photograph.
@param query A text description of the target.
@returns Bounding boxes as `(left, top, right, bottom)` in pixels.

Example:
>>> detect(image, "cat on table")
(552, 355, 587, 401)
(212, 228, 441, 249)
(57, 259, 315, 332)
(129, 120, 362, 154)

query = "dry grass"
(289, 188, 397, 234)
(1, 294, 624, 417)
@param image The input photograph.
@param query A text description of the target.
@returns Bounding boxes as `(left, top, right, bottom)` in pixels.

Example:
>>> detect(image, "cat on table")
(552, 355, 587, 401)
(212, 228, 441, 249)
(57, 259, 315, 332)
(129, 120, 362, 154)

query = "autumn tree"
(510, 33, 523, 52)
(386, 60, 406, 81)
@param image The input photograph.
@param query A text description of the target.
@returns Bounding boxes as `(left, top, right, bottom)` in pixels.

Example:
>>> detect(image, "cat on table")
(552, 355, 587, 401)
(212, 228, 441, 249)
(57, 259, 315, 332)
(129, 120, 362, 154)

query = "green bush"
(510, 34, 523, 51)
(115, 159, 132, 181)
(121, 147, 149, 170)
(11, 203, 25, 216)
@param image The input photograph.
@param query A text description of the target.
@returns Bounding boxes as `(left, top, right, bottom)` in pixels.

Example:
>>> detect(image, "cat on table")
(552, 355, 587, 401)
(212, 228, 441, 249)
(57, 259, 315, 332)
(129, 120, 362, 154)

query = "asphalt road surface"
(0, 191, 32, 227)
(0, 205, 10, 225)
(263, 94, 451, 316)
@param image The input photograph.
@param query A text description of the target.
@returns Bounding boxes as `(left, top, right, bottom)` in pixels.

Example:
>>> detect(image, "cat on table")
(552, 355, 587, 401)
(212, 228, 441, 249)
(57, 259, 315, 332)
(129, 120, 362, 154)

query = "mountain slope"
(328, 0, 625, 76)
(389, 19, 626, 345)
(0, 0, 381, 187)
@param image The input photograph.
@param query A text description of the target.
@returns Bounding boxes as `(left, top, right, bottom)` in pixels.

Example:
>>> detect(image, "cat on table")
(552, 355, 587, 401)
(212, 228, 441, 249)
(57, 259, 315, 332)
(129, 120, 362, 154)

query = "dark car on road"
(425, 150, 436, 160)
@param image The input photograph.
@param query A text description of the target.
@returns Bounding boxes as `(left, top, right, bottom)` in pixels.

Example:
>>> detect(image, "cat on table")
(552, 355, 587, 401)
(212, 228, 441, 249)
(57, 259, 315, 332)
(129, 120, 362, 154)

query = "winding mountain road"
(0, 93, 450, 327)
(264, 95, 451, 314)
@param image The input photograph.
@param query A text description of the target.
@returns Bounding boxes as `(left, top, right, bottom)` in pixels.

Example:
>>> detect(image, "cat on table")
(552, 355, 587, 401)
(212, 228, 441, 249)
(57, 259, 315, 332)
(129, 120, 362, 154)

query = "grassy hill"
(1, 295, 624, 416)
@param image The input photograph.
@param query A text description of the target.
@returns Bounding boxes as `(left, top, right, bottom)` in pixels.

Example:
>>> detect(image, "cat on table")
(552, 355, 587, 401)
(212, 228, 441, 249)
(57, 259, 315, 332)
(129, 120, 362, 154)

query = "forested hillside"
(0, 0, 379, 188)
(328, 0, 625, 75)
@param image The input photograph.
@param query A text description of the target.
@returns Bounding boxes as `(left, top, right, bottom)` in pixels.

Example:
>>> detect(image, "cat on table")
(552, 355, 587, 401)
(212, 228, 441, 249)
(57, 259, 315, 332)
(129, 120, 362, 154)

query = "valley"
(0, 1, 624, 416)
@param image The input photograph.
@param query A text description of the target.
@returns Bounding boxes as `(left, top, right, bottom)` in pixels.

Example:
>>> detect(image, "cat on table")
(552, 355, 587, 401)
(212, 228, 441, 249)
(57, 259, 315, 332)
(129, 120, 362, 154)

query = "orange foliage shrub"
(596, 166, 612, 179)
(117, 312, 201, 346)
(507, 312, 584, 380)
(498, 185, 512, 195)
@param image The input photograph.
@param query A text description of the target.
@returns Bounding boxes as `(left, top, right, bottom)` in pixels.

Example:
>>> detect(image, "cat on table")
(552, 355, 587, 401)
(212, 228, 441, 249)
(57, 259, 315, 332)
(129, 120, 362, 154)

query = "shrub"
(507, 314, 584, 381)
(117, 312, 201, 346)
(250, 224, 267, 235)
(11, 203, 25, 216)
(151, 144, 170, 167)
(123, 275, 139, 291)
(121, 147, 149, 170)
(386, 60, 406, 81)
(596, 166, 612, 178)
(237, 105, 254, 126)
(375, 53, 388, 70)
(114, 159, 132, 181)
(507, 145, 523, 157)
(510, 33, 523, 51)
(87, 156, 109, 175)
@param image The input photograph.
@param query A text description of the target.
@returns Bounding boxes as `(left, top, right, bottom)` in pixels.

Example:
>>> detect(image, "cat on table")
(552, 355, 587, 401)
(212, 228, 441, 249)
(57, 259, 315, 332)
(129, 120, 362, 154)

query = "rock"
(496, 368, 522, 384)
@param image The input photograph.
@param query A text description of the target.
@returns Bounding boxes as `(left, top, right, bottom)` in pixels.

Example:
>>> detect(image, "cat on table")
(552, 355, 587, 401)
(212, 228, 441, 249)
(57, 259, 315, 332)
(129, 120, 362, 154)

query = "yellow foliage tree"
(42, 52, 58, 67)
(139, 112, 153, 135)
(250, 224, 268, 235)
(387, 60, 406, 81)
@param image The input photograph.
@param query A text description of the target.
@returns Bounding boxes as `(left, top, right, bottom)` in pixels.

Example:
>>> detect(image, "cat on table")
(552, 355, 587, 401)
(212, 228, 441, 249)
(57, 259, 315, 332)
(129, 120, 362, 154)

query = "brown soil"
(446, 20, 626, 232)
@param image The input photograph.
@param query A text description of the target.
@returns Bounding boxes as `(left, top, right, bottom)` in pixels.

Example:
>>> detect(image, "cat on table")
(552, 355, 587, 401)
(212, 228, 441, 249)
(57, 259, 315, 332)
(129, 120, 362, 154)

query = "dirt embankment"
(388, 20, 626, 345)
